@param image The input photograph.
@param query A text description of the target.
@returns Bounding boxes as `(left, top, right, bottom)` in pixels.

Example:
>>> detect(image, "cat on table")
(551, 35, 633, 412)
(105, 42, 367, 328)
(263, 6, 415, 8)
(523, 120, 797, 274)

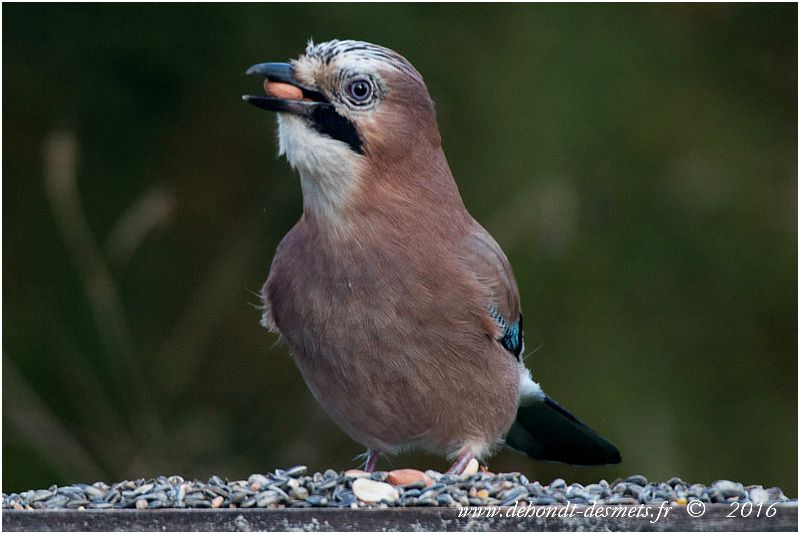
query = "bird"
(243, 39, 620, 475)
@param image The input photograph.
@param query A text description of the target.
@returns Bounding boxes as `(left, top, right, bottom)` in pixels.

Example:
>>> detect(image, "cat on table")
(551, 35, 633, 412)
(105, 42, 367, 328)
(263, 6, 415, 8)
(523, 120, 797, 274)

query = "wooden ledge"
(3, 505, 798, 532)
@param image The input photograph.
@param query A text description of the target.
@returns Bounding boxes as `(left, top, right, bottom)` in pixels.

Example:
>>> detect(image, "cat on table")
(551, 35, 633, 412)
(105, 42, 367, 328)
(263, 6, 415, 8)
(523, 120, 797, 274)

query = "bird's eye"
(346, 79, 373, 104)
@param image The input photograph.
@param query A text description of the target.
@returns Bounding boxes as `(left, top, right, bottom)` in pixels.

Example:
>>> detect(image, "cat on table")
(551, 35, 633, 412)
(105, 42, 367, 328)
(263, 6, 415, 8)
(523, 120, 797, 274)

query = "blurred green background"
(3, 3, 797, 495)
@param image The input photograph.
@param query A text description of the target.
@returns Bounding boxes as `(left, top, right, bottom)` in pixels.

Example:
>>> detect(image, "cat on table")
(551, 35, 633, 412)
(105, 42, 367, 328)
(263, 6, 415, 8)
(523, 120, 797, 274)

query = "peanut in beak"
(264, 80, 306, 100)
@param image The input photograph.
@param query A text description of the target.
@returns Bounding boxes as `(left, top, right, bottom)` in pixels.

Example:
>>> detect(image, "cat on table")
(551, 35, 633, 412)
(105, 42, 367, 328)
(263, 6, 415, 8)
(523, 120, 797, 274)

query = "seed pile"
(3, 468, 795, 510)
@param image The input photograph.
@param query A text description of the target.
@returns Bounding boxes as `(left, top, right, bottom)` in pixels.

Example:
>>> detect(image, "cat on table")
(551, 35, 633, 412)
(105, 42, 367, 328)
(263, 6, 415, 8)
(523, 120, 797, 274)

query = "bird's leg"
(362, 449, 380, 473)
(445, 449, 475, 475)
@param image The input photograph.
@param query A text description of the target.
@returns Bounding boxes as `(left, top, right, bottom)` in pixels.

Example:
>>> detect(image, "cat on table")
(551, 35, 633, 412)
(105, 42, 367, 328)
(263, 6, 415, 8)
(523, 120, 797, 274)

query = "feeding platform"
(3, 468, 796, 531)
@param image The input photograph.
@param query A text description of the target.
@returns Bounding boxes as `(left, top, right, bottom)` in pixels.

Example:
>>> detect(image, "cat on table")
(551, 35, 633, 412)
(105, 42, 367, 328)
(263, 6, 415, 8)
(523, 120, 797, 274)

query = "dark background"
(3, 4, 797, 494)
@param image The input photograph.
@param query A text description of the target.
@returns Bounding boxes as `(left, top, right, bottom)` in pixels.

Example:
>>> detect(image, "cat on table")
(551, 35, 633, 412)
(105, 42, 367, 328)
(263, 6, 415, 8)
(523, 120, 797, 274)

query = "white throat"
(277, 114, 361, 221)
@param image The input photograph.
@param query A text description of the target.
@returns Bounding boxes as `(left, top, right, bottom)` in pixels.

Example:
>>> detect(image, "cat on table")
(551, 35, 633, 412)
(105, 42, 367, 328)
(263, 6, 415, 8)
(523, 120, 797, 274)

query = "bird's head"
(244, 40, 452, 223)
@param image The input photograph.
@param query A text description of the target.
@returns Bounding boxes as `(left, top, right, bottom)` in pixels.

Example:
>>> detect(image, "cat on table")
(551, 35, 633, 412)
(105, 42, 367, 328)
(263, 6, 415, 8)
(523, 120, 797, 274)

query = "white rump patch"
(518, 365, 545, 405)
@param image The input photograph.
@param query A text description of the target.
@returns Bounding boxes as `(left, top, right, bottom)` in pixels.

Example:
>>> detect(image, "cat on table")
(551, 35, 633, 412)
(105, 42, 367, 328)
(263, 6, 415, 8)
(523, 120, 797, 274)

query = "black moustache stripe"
(309, 106, 364, 155)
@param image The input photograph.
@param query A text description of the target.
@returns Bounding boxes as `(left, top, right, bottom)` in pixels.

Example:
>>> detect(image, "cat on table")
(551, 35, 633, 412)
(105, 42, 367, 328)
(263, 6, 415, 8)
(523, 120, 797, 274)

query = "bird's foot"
(445, 449, 475, 475)
(362, 449, 380, 473)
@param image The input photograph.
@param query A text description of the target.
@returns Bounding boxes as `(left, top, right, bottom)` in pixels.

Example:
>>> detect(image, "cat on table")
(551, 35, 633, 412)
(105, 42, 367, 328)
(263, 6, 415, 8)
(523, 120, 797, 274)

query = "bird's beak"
(242, 62, 331, 116)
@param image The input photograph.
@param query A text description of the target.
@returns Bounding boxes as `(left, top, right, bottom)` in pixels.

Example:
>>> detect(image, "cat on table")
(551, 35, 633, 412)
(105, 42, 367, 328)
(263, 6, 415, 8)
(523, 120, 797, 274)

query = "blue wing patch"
(489, 307, 524, 359)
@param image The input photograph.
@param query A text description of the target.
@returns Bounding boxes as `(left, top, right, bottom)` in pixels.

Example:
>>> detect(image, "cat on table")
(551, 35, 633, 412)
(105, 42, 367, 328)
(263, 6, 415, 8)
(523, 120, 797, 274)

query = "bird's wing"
(461, 224, 621, 465)
(459, 221, 524, 360)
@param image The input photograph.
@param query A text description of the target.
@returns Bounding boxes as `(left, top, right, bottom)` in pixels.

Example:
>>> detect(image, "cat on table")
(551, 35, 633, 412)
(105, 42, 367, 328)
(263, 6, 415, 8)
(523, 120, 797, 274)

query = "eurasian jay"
(243, 40, 620, 475)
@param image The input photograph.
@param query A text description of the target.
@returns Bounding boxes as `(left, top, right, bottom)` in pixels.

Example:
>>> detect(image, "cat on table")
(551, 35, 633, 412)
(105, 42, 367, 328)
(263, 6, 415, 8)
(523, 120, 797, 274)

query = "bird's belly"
(267, 266, 519, 454)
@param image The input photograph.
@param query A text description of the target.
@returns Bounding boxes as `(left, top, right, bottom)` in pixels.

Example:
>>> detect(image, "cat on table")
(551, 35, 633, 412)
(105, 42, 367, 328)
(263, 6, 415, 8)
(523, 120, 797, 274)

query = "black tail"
(505, 395, 621, 465)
